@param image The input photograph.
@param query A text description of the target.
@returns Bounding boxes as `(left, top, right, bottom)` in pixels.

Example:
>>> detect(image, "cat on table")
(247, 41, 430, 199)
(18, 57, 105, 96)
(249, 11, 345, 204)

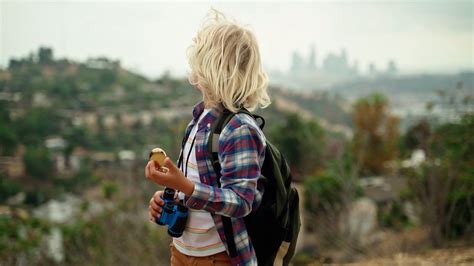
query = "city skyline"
(288, 45, 398, 77)
(1, 1, 472, 79)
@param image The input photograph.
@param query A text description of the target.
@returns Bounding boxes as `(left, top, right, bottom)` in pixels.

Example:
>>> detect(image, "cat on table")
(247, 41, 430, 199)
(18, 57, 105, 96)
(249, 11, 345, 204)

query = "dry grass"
(298, 226, 473, 266)
(347, 246, 474, 266)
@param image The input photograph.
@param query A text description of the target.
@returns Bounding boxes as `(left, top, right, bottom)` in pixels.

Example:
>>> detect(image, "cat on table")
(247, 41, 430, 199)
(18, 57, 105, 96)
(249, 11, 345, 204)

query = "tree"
(14, 108, 61, 145)
(401, 119, 431, 158)
(0, 174, 21, 202)
(351, 93, 399, 176)
(269, 113, 324, 178)
(0, 124, 17, 156)
(404, 119, 431, 151)
(0, 103, 18, 155)
(23, 145, 54, 180)
(403, 114, 474, 246)
(38, 47, 53, 64)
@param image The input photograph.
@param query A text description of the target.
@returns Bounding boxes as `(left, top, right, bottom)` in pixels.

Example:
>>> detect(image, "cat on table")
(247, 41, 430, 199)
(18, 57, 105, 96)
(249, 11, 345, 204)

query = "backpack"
(208, 108, 301, 266)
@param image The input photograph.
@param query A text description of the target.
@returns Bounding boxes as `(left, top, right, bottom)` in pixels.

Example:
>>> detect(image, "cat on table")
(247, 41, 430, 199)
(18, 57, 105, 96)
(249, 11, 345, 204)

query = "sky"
(1, 0, 473, 79)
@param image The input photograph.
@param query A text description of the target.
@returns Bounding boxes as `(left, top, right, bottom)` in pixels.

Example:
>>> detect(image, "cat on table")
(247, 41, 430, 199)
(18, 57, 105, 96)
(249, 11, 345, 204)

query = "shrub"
(0, 176, 21, 203)
(402, 114, 474, 246)
(102, 181, 119, 199)
(304, 173, 343, 214)
(23, 145, 54, 180)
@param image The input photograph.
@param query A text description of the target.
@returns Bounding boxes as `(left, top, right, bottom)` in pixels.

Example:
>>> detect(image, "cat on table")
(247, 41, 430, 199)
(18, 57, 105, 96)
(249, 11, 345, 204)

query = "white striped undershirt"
(173, 108, 226, 257)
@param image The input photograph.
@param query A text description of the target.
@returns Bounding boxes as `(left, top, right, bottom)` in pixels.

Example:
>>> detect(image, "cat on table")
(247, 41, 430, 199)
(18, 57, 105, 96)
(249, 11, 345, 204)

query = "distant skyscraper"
(308, 44, 317, 71)
(386, 60, 398, 76)
(340, 48, 348, 67)
(321, 48, 357, 77)
(352, 60, 359, 75)
(286, 46, 362, 83)
(291, 51, 304, 73)
(368, 63, 377, 76)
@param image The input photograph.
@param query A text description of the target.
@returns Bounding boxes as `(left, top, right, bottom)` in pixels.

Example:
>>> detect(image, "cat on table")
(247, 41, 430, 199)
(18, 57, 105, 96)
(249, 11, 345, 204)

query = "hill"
(0, 47, 350, 204)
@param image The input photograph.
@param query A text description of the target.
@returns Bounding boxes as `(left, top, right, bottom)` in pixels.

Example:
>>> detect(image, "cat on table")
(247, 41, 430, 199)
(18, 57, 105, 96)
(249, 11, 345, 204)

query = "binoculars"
(149, 148, 188, 237)
(155, 187, 189, 237)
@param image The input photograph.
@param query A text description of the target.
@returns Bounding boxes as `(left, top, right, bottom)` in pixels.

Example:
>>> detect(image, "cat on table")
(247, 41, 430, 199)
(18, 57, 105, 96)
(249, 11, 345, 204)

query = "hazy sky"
(1, 0, 473, 79)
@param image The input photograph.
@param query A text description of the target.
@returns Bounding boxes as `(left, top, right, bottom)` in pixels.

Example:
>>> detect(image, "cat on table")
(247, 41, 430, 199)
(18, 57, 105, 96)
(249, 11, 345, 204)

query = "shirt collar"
(191, 101, 226, 129)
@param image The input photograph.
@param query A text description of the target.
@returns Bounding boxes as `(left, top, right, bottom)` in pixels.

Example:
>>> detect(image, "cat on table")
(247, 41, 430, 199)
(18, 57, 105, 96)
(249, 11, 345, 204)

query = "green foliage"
(1, 47, 419, 262)
(62, 220, 101, 251)
(38, 47, 53, 64)
(403, 113, 474, 243)
(60, 206, 169, 265)
(49, 76, 80, 100)
(0, 215, 50, 262)
(72, 159, 100, 189)
(62, 126, 94, 153)
(269, 113, 324, 176)
(292, 251, 317, 265)
(23, 145, 54, 179)
(431, 114, 473, 165)
(14, 108, 61, 145)
(401, 119, 431, 157)
(304, 172, 343, 214)
(378, 201, 410, 230)
(447, 172, 474, 238)
(0, 122, 18, 156)
(432, 114, 474, 239)
(99, 69, 117, 87)
(102, 180, 119, 199)
(354, 92, 387, 107)
(0, 102, 18, 155)
(24, 189, 48, 206)
(0, 102, 10, 122)
(0, 175, 21, 202)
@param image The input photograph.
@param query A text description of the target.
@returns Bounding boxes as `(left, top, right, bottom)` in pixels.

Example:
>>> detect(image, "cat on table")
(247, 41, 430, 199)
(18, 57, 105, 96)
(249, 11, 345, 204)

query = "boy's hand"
(149, 190, 164, 221)
(145, 158, 195, 196)
(149, 189, 181, 222)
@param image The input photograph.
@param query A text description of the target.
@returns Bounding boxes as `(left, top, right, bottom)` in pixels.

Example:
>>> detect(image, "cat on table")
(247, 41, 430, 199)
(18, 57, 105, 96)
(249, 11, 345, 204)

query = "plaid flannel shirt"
(181, 101, 266, 266)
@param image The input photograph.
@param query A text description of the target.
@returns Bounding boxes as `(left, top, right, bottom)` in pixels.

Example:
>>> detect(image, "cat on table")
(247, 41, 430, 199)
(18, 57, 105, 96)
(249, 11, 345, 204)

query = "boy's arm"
(184, 123, 264, 218)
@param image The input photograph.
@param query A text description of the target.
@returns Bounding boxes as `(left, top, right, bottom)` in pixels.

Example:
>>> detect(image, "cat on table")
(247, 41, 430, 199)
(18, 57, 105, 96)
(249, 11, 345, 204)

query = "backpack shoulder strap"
(207, 109, 238, 258)
(208, 108, 265, 172)
(210, 108, 264, 154)
(206, 108, 263, 259)
(208, 109, 235, 180)
(237, 108, 265, 130)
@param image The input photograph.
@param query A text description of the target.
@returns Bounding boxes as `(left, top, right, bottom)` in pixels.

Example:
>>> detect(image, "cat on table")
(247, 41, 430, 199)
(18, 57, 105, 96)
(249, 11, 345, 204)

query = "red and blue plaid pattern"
(182, 101, 265, 266)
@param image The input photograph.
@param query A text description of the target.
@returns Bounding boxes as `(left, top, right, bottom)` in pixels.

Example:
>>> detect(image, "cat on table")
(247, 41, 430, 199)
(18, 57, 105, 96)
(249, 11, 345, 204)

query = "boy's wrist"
(179, 179, 195, 197)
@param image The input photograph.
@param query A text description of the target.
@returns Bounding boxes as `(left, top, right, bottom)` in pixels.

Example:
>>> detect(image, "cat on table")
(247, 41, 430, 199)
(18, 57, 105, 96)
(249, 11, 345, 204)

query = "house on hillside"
(69, 146, 89, 172)
(139, 111, 153, 126)
(72, 112, 98, 131)
(120, 113, 138, 128)
(91, 151, 115, 178)
(0, 145, 25, 178)
(45, 136, 67, 174)
(32, 92, 52, 107)
(359, 176, 407, 205)
(118, 150, 136, 167)
(103, 114, 118, 129)
(359, 176, 419, 225)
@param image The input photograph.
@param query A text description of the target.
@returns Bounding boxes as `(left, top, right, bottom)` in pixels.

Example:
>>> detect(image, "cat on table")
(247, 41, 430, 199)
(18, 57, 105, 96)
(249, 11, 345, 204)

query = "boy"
(145, 10, 270, 266)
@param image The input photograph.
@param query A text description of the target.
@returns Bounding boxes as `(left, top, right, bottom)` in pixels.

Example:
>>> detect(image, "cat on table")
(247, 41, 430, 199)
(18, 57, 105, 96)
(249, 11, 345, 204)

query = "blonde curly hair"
(187, 9, 271, 113)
